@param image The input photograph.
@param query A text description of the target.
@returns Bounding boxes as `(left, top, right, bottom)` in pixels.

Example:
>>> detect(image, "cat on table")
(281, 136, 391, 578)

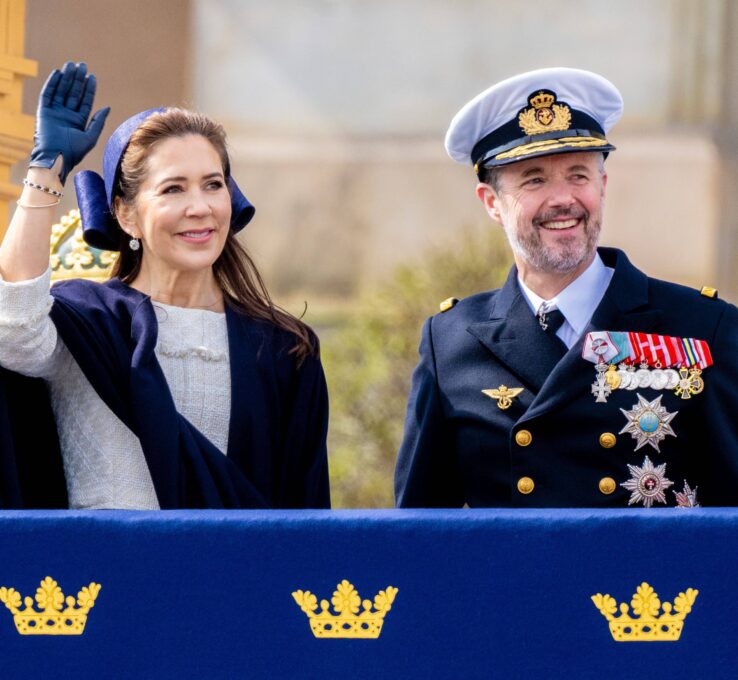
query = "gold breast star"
(482, 385, 524, 410)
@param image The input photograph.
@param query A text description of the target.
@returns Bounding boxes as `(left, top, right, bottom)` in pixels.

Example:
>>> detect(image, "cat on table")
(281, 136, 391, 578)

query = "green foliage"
(323, 227, 512, 508)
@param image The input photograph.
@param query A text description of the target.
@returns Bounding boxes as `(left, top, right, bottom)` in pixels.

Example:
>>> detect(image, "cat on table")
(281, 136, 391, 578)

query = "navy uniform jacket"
(395, 247, 738, 508)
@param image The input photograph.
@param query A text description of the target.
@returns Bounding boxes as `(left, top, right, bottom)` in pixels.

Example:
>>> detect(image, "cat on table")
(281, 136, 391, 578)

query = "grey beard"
(505, 218, 601, 274)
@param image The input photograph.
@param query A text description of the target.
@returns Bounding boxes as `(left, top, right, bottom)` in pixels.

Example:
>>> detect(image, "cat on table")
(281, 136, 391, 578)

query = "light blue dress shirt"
(518, 253, 614, 349)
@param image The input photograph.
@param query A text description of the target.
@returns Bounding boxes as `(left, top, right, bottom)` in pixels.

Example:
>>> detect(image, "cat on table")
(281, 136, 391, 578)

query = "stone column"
(716, 0, 738, 301)
(0, 0, 36, 237)
(670, 0, 738, 301)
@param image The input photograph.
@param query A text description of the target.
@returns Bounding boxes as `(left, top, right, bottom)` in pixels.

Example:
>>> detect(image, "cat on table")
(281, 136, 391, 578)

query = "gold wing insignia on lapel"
(482, 385, 524, 410)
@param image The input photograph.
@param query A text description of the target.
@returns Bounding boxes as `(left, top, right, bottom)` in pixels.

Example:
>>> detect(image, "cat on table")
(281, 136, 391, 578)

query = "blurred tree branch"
(323, 227, 512, 508)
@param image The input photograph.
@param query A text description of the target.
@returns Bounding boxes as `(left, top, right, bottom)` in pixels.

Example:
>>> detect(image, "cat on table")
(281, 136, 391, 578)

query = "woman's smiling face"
(119, 133, 232, 276)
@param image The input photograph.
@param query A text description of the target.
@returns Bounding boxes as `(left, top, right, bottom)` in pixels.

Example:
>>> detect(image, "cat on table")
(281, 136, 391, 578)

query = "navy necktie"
(538, 306, 568, 355)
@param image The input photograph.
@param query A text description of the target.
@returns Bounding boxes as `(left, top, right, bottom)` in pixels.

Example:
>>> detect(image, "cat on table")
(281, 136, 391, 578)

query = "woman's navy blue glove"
(29, 62, 110, 184)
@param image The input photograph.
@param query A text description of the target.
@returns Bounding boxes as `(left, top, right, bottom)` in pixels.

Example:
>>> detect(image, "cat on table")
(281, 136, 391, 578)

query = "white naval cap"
(444, 67, 623, 172)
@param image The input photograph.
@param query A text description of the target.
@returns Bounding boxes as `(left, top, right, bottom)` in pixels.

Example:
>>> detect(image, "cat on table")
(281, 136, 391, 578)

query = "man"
(395, 68, 738, 508)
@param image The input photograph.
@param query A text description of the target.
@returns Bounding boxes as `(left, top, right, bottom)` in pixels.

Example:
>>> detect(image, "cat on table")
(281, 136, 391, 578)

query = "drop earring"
(129, 237, 140, 251)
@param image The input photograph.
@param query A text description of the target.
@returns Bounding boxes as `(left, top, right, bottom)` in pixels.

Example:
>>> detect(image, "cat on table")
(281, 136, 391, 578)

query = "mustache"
(533, 207, 588, 225)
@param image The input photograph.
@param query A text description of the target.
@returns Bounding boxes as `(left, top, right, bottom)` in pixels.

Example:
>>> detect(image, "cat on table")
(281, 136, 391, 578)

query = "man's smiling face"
(480, 151, 608, 276)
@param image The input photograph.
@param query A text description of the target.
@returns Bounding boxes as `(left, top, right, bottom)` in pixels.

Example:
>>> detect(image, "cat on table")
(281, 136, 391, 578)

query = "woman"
(0, 62, 330, 509)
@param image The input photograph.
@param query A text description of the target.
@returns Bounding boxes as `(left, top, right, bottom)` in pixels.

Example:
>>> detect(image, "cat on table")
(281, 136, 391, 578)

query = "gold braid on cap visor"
(494, 135, 610, 161)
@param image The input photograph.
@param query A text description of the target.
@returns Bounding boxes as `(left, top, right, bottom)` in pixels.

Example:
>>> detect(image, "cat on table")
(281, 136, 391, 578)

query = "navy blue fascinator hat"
(74, 108, 255, 251)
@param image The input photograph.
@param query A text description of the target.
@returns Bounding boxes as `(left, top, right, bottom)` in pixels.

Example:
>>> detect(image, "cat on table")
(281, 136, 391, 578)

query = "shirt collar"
(517, 253, 614, 335)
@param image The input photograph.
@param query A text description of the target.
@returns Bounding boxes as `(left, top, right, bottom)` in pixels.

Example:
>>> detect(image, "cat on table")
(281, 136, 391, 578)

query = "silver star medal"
(674, 480, 700, 508)
(621, 455, 674, 507)
(619, 394, 678, 452)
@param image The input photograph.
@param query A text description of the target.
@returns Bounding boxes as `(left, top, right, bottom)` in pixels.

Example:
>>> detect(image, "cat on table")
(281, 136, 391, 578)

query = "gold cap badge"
(518, 90, 572, 135)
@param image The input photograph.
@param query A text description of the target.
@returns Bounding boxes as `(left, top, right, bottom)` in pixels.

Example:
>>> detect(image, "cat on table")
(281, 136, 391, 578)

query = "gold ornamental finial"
(50, 209, 118, 282)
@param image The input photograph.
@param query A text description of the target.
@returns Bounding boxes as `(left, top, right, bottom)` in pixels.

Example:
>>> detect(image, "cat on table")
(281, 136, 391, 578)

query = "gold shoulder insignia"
(700, 286, 718, 299)
(440, 297, 459, 312)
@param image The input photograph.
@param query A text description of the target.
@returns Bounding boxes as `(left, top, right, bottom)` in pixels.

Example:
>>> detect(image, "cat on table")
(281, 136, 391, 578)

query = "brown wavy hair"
(109, 108, 317, 362)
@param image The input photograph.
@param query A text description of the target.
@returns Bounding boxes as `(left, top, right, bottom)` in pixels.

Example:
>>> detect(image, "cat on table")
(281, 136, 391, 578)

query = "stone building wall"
(192, 0, 737, 301)
(14, 0, 738, 301)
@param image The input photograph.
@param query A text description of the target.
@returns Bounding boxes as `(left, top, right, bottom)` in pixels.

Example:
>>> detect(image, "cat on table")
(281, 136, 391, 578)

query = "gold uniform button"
(599, 432, 617, 449)
(599, 477, 617, 495)
(515, 430, 532, 447)
(517, 477, 535, 494)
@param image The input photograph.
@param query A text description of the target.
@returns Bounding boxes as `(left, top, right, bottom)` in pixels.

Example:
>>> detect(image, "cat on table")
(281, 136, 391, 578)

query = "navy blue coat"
(395, 247, 738, 508)
(0, 278, 330, 509)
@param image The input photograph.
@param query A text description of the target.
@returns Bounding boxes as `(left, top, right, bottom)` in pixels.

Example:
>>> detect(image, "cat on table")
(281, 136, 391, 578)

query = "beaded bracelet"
(22, 178, 63, 198)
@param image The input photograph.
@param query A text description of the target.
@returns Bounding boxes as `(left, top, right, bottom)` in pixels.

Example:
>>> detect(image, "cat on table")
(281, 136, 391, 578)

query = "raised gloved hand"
(29, 61, 110, 184)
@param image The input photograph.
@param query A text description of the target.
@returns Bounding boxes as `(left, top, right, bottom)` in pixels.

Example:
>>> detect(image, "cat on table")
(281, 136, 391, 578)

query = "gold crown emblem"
(50, 209, 118, 282)
(0, 577, 101, 635)
(292, 580, 398, 639)
(518, 90, 572, 136)
(529, 90, 555, 109)
(592, 582, 698, 642)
